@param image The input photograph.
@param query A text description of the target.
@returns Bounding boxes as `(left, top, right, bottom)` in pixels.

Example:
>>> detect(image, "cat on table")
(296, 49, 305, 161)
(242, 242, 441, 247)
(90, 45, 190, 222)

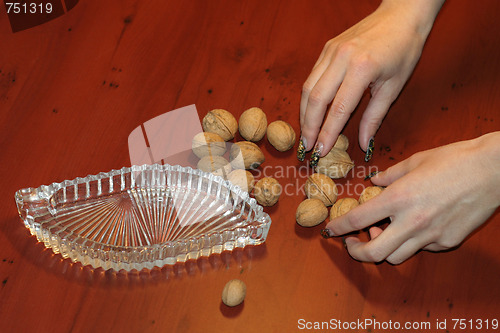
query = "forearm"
(378, 0, 445, 38)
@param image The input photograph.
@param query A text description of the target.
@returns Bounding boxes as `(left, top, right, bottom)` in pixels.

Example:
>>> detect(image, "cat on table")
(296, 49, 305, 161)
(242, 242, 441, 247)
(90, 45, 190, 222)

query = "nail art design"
(364, 137, 375, 162)
(364, 170, 380, 181)
(321, 229, 334, 239)
(297, 138, 306, 162)
(310, 143, 322, 167)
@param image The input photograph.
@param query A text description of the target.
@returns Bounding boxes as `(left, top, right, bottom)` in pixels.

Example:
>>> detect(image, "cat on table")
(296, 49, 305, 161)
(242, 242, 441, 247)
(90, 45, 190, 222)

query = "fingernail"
(310, 142, 323, 167)
(364, 170, 380, 180)
(297, 137, 306, 162)
(321, 228, 334, 238)
(364, 137, 375, 162)
(341, 237, 347, 249)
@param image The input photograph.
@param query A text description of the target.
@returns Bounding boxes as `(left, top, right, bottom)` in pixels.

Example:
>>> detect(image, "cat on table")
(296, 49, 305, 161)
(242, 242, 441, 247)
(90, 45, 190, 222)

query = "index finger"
(325, 190, 394, 236)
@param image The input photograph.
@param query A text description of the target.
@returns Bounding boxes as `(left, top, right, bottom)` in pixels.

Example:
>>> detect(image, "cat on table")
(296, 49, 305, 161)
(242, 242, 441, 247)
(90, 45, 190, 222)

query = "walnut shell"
(229, 141, 265, 170)
(266, 120, 296, 152)
(334, 134, 349, 151)
(330, 198, 359, 219)
(359, 186, 384, 204)
(202, 109, 238, 141)
(253, 177, 281, 206)
(192, 132, 226, 158)
(197, 155, 232, 178)
(305, 173, 338, 206)
(222, 279, 246, 307)
(227, 169, 255, 193)
(296, 198, 328, 227)
(239, 107, 267, 142)
(316, 147, 354, 179)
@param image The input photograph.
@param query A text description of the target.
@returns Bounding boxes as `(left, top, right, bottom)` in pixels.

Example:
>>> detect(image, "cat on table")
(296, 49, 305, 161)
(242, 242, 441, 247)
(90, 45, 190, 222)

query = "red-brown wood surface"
(1, 1, 499, 332)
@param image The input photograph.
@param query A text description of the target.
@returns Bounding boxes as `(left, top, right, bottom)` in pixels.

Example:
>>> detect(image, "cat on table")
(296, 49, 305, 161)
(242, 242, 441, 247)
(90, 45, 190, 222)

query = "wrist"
(475, 131, 500, 205)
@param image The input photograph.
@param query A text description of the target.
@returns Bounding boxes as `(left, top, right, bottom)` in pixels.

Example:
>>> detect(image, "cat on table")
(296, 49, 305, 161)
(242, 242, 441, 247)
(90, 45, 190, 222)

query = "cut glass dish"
(15, 164, 271, 271)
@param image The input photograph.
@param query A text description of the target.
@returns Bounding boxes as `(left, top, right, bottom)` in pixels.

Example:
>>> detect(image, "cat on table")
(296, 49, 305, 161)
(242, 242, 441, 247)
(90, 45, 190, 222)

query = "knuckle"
(409, 212, 431, 232)
(346, 211, 364, 230)
(330, 99, 350, 119)
(308, 88, 326, 107)
(364, 244, 386, 262)
(302, 81, 314, 95)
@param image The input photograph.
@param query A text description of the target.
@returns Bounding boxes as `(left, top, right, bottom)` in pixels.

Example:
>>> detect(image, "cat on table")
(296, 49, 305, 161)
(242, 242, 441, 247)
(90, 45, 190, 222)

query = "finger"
(385, 238, 428, 264)
(344, 220, 414, 263)
(325, 191, 394, 236)
(358, 82, 399, 151)
(370, 159, 414, 187)
(300, 52, 334, 137)
(301, 61, 347, 151)
(316, 70, 371, 156)
(369, 226, 383, 240)
(423, 243, 448, 252)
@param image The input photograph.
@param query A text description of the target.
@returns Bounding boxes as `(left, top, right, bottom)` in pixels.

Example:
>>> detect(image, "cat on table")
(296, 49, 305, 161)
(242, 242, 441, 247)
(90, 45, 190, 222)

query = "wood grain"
(0, 1, 499, 332)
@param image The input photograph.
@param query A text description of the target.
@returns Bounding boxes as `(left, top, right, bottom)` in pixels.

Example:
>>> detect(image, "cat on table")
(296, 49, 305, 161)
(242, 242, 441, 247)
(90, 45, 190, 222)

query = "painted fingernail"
(310, 143, 323, 167)
(297, 137, 306, 162)
(364, 137, 375, 162)
(321, 228, 334, 238)
(364, 170, 380, 180)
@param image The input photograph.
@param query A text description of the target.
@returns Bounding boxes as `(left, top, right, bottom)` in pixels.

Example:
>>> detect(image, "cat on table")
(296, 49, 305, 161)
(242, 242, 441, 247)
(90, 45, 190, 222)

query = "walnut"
(316, 147, 354, 179)
(253, 177, 281, 206)
(359, 186, 384, 204)
(222, 279, 246, 307)
(304, 173, 338, 206)
(191, 132, 226, 158)
(266, 120, 296, 152)
(229, 141, 265, 170)
(227, 169, 255, 193)
(238, 107, 267, 142)
(202, 109, 238, 141)
(334, 134, 349, 151)
(330, 198, 359, 219)
(197, 155, 232, 178)
(295, 198, 328, 227)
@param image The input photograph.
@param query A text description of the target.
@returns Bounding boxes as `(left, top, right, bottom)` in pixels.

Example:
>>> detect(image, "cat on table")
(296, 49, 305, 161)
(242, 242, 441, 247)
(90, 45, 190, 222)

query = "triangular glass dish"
(15, 164, 271, 271)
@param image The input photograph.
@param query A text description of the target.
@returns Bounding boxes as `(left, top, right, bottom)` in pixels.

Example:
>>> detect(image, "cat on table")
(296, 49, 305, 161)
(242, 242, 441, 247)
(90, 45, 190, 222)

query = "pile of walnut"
(296, 135, 383, 227)
(194, 107, 295, 207)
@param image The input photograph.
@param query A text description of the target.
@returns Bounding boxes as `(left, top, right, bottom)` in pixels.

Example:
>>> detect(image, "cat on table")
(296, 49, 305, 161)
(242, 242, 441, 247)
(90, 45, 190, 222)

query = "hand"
(324, 132, 500, 264)
(300, 0, 444, 154)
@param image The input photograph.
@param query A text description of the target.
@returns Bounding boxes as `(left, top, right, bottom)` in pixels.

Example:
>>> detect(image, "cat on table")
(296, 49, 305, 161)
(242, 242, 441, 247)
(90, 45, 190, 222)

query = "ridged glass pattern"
(15, 164, 271, 271)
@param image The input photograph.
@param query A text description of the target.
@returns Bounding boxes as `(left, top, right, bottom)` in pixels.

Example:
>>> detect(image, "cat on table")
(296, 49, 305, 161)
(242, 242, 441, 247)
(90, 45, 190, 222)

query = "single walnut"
(296, 198, 328, 227)
(253, 177, 281, 206)
(239, 107, 267, 142)
(227, 169, 255, 193)
(202, 109, 238, 141)
(305, 173, 338, 206)
(266, 120, 296, 152)
(197, 155, 232, 178)
(222, 279, 246, 307)
(316, 147, 354, 179)
(229, 141, 265, 170)
(330, 198, 359, 219)
(334, 134, 349, 151)
(359, 186, 384, 204)
(192, 132, 226, 158)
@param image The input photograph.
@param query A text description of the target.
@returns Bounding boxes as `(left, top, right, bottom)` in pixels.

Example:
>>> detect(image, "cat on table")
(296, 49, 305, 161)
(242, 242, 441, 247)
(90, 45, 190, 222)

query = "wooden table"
(1, 1, 499, 332)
